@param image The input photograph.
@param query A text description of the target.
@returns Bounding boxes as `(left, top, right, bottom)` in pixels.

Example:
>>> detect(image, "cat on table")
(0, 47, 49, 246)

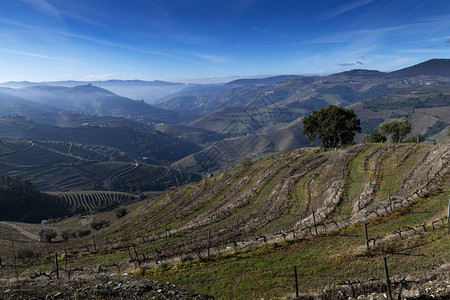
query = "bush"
(91, 219, 110, 231)
(365, 129, 387, 143)
(61, 230, 77, 241)
(16, 248, 37, 260)
(404, 133, 424, 143)
(241, 157, 252, 167)
(39, 229, 57, 242)
(115, 207, 128, 218)
(77, 229, 91, 237)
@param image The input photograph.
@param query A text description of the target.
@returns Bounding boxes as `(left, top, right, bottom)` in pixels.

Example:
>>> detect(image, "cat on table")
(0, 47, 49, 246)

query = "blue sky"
(0, 0, 449, 82)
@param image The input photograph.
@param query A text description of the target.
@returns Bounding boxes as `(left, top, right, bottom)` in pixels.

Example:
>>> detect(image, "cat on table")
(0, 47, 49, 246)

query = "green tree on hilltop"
(302, 105, 361, 148)
(379, 117, 411, 142)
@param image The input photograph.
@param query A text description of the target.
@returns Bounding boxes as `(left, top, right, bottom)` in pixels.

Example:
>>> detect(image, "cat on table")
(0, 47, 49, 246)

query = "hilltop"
(391, 59, 450, 77)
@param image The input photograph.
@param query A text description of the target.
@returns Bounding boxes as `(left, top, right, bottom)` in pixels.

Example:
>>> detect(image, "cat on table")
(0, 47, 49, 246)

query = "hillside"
(0, 116, 202, 164)
(351, 85, 450, 139)
(0, 141, 448, 299)
(0, 175, 138, 222)
(173, 125, 310, 173)
(225, 75, 301, 86)
(0, 139, 199, 193)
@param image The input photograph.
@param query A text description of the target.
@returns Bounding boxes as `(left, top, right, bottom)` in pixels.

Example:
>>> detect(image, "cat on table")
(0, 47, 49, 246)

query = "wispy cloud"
(0, 17, 189, 61)
(21, 0, 60, 18)
(169, 33, 218, 46)
(398, 48, 450, 54)
(321, 0, 375, 20)
(0, 47, 53, 59)
(188, 53, 229, 64)
(84, 74, 113, 80)
(62, 11, 106, 28)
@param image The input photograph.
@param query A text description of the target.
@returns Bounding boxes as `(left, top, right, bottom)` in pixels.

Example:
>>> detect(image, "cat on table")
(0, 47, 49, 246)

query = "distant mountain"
(225, 75, 301, 86)
(0, 80, 188, 104)
(0, 84, 191, 124)
(391, 59, 450, 77)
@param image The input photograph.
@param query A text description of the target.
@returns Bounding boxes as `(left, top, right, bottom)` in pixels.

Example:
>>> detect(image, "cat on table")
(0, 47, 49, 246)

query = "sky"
(0, 0, 449, 82)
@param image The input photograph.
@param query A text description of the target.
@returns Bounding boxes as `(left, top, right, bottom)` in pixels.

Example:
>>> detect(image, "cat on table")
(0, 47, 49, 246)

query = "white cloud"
(84, 74, 113, 80)
(321, 0, 375, 20)
(398, 48, 450, 54)
(21, 0, 60, 18)
(0, 47, 53, 59)
(188, 53, 229, 64)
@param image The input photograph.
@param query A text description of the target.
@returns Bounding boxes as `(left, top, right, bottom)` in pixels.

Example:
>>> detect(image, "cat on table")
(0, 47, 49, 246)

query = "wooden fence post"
(312, 210, 318, 235)
(447, 199, 450, 223)
(207, 228, 211, 258)
(55, 252, 59, 280)
(65, 249, 68, 269)
(10, 239, 16, 266)
(383, 256, 392, 300)
(364, 223, 369, 251)
(294, 266, 299, 298)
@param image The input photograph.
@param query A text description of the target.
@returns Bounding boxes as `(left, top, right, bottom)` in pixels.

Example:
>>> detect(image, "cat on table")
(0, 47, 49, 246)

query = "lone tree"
(378, 118, 411, 142)
(303, 105, 361, 148)
(39, 229, 57, 243)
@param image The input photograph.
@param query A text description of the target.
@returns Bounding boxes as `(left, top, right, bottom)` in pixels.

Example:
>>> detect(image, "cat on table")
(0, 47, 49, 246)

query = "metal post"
(294, 266, 299, 298)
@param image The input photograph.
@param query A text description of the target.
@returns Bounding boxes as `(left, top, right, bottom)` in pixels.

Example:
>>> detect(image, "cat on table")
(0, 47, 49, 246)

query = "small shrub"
(241, 157, 252, 167)
(77, 229, 91, 237)
(16, 248, 36, 260)
(115, 207, 128, 218)
(365, 129, 387, 143)
(61, 230, 77, 241)
(91, 219, 110, 231)
(39, 229, 57, 243)
(404, 132, 424, 143)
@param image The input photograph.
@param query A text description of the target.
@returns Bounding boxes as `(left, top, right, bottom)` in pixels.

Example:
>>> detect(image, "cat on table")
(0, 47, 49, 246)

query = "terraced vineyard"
(33, 140, 132, 162)
(0, 139, 196, 192)
(0, 142, 448, 299)
(45, 190, 138, 212)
